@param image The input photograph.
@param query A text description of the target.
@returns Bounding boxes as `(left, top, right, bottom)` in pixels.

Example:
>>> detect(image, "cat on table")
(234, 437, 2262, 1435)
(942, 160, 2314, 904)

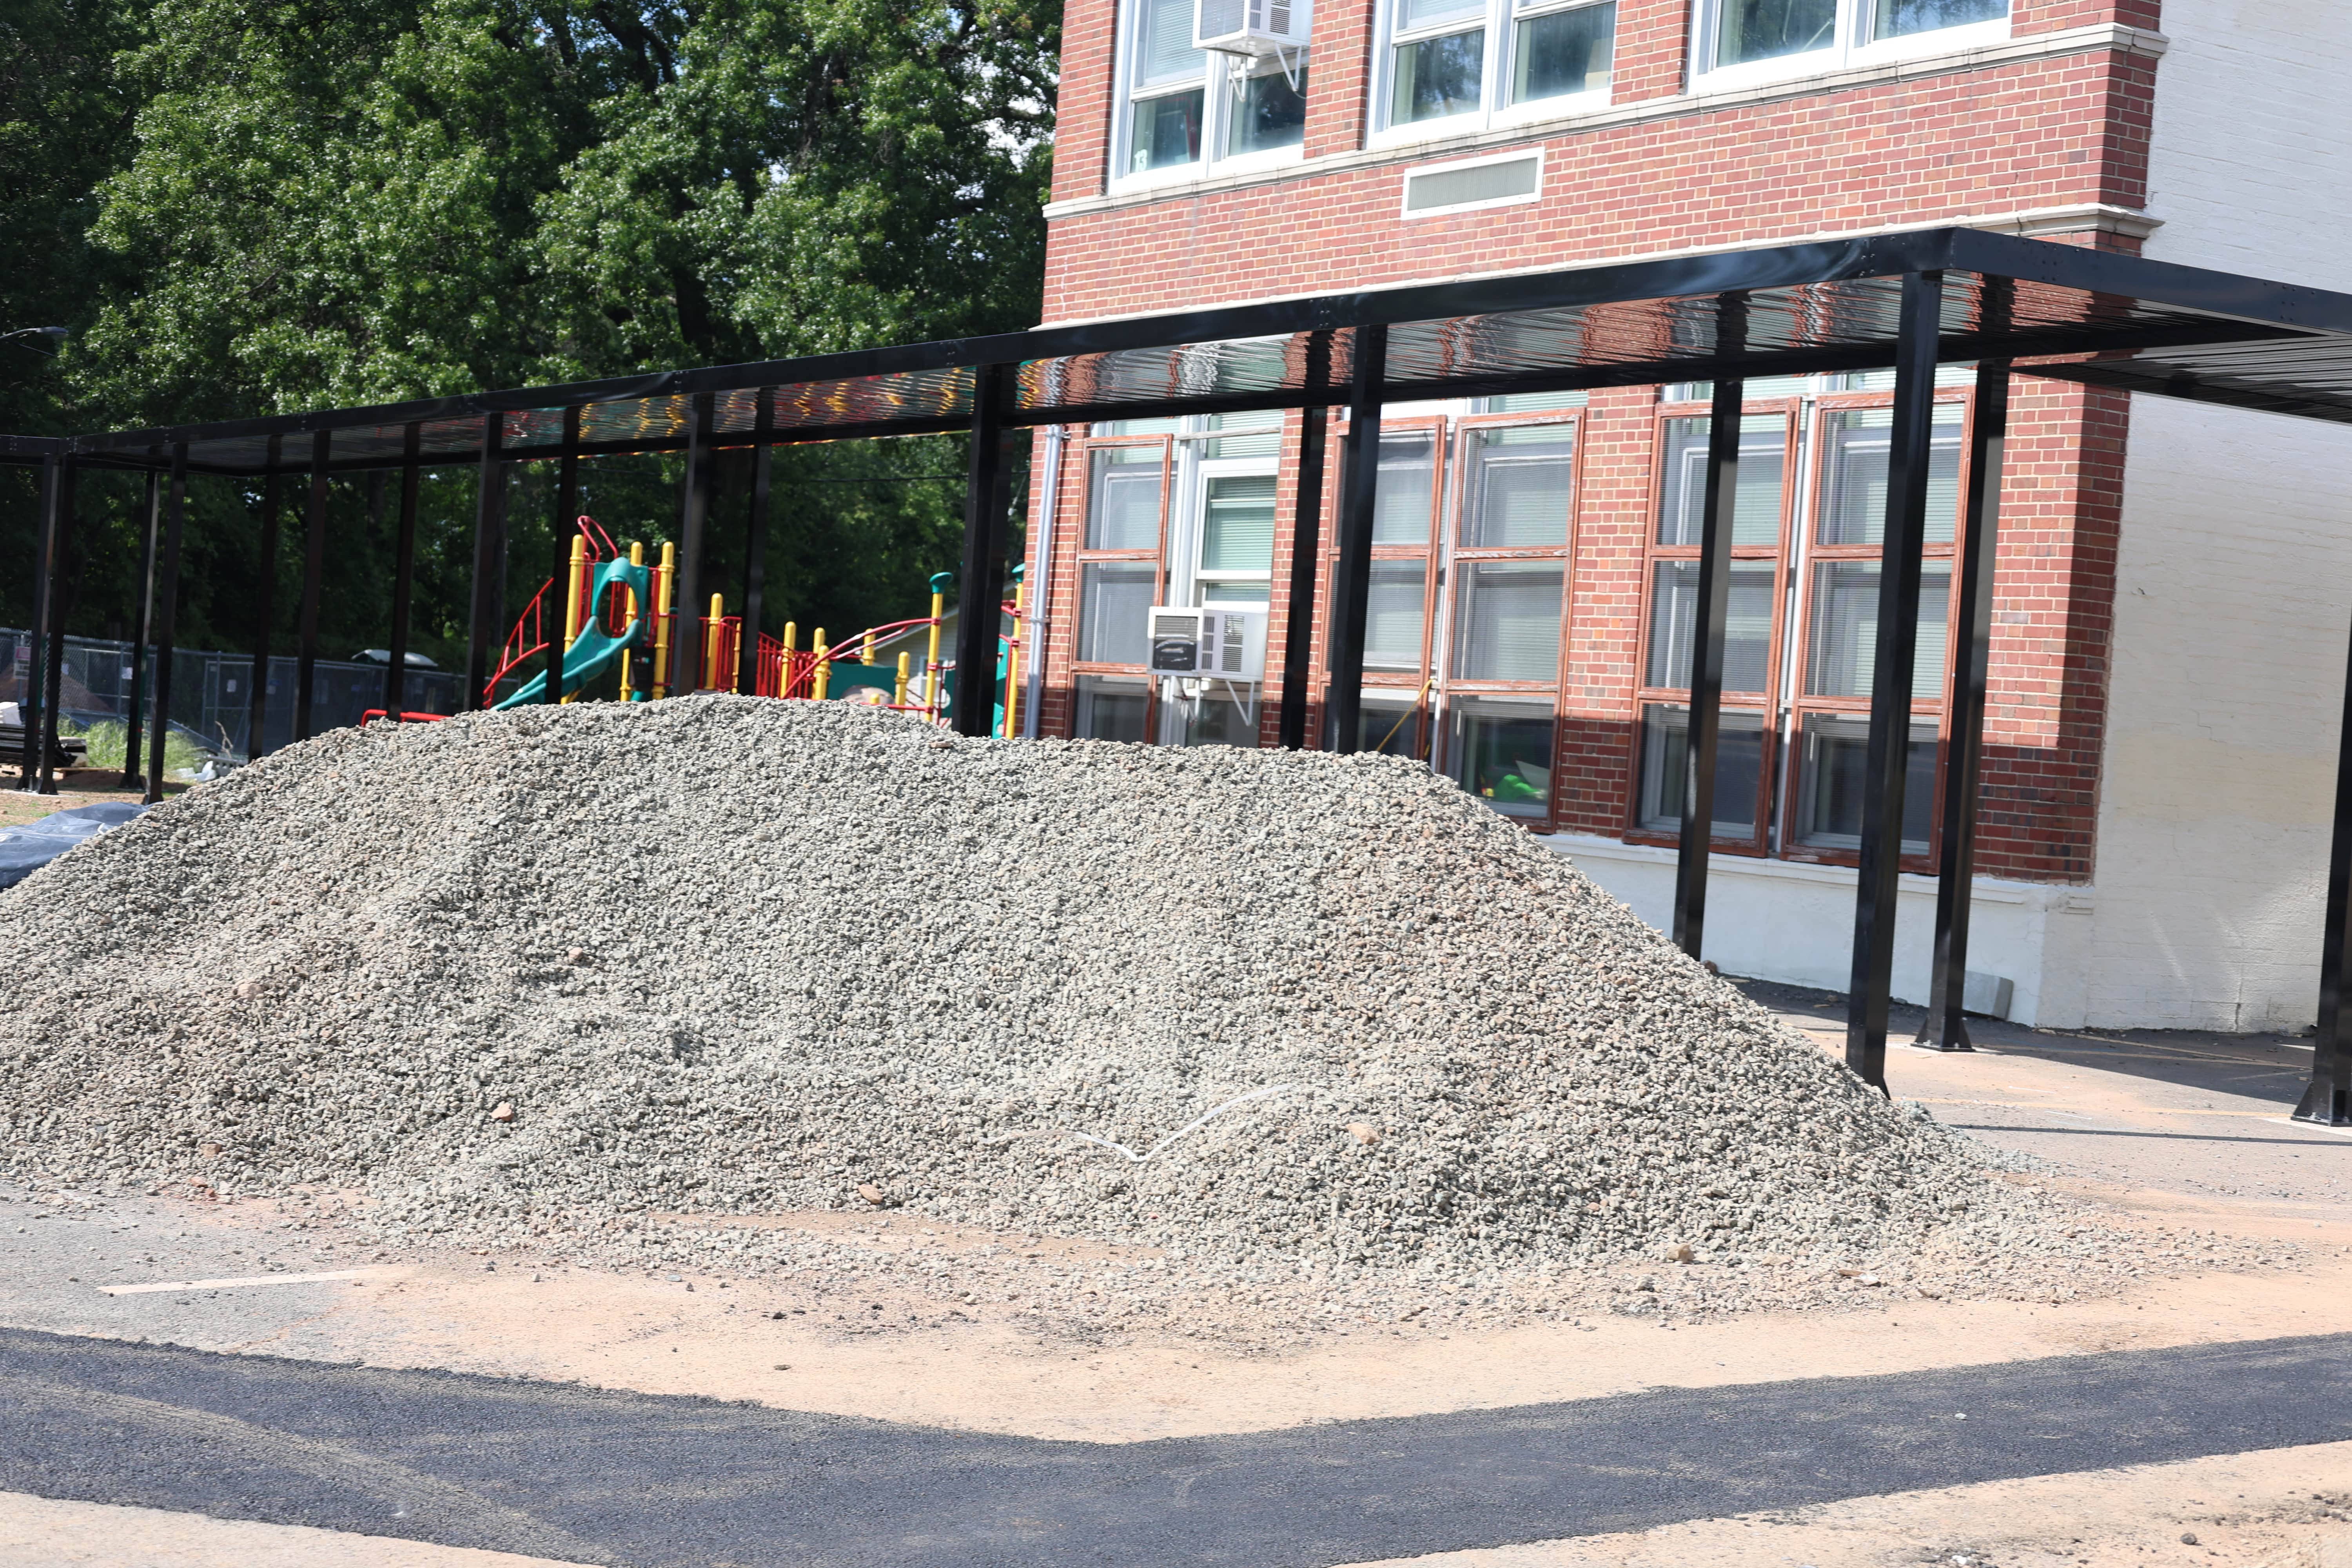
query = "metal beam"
(2300, 612, 2352, 1124)
(547, 408, 580, 706)
(385, 425, 421, 717)
(737, 390, 774, 697)
(464, 414, 507, 711)
(1844, 269, 1945, 1093)
(121, 465, 160, 787)
(294, 431, 331, 741)
(34, 458, 78, 795)
(952, 365, 1016, 739)
(18, 454, 61, 789)
(144, 445, 188, 806)
(1326, 325, 1387, 755)
(247, 437, 283, 757)
(1918, 359, 2013, 1052)
(670, 393, 716, 697)
(1278, 332, 1333, 751)
(1674, 298, 1749, 958)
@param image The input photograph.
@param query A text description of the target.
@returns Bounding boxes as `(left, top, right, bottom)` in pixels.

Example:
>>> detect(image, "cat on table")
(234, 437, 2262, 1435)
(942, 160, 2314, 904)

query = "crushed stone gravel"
(0, 698, 2252, 1344)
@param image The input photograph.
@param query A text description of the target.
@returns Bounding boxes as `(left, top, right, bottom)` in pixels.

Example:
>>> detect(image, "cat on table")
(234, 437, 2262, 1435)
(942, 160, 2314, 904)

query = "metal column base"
(2292, 1080, 2350, 1125)
(1912, 1015, 1976, 1053)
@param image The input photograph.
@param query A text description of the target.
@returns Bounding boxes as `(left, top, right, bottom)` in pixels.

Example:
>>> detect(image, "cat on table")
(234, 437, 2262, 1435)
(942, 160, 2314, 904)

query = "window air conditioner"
(1148, 606, 1267, 683)
(1194, 0, 1307, 57)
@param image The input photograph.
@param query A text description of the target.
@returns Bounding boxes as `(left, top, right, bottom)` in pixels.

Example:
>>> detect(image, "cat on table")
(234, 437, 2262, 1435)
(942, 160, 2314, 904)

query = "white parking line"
(96, 1270, 392, 1296)
(2263, 1118, 2352, 1140)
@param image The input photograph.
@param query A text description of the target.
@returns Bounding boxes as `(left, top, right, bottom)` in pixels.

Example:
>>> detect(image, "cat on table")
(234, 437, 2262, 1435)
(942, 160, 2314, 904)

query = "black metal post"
(246, 437, 283, 758)
(1917, 360, 2011, 1051)
(547, 407, 581, 706)
(1674, 307, 1748, 958)
(737, 390, 774, 697)
(121, 466, 160, 787)
(294, 430, 331, 741)
(1327, 324, 1388, 755)
(34, 459, 80, 795)
(953, 363, 1016, 738)
(1844, 269, 1945, 1092)
(2299, 620, 2352, 1124)
(385, 425, 421, 718)
(464, 413, 508, 711)
(669, 393, 715, 697)
(18, 454, 60, 788)
(1279, 332, 1333, 750)
(144, 445, 189, 805)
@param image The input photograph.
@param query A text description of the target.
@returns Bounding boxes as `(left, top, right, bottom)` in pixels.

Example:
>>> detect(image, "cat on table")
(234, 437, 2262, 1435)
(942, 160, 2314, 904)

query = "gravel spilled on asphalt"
(0, 698, 2225, 1341)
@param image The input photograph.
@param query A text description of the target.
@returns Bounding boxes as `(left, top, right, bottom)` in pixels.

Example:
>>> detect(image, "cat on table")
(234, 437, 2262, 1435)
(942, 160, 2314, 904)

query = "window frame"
(1070, 435, 1174, 695)
(1776, 385, 1971, 872)
(1626, 396, 1800, 856)
(1369, 0, 1618, 149)
(1112, 0, 1314, 191)
(1686, 0, 2011, 96)
(1432, 408, 1586, 832)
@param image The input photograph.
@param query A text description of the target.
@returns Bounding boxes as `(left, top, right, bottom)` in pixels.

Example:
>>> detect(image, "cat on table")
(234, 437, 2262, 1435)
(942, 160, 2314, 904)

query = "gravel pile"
(0, 698, 2157, 1334)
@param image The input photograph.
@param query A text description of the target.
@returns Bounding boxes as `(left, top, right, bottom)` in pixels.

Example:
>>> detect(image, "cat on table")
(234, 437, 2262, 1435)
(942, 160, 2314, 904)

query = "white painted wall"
(1546, 835, 2094, 1027)
(2085, 0, 2352, 1029)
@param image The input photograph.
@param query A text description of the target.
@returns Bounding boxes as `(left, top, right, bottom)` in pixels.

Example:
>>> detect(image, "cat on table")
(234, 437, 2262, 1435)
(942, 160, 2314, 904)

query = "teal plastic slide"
(495, 556, 653, 710)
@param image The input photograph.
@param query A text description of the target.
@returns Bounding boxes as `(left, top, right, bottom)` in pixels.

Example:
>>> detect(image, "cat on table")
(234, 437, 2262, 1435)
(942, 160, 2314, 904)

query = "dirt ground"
(0, 769, 179, 829)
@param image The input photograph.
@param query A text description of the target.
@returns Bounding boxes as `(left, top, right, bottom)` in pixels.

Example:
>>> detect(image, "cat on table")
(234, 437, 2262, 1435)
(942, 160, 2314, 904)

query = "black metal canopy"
(13, 226, 2352, 476)
(13, 225, 2352, 1134)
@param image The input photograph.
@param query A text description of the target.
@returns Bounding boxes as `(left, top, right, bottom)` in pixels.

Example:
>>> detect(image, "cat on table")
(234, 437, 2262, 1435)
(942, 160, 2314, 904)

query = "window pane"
(1365, 561, 1429, 670)
(1645, 560, 1776, 693)
(1185, 688, 1262, 748)
(1817, 405, 1964, 545)
(1717, 0, 1836, 64)
(1079, 562, 1157, 664)
(1087, 447, 1162, 550)
(1131, 89, 1204, 173)
(1076, 676, 1149, 742)
(1656, 414, 1787, 547)
(1454, 561, 1564, 682)
(1636, 704, 1766, 836)
(1200, 474, 1276, 573)
(1513, 2, 1613, 102)
(1450, 699, 1555, 817)
(1463, 423, 1575, 547)
(1230, 67, 1308, 154)
(1481, 390, 1587, 413)
(1136, 0, 1205, 85)
(1794, 713, 1937, 853)
(1393, 28, 1485, 123)
(1874, 0, 2004, 37)
(1375, 433, 1436, 544)
(1804, 561, 1952, 699)
(1360, 698, 1427, 758)
(1196, 579, 1270, 606)
(1400, 0, 1485, 25)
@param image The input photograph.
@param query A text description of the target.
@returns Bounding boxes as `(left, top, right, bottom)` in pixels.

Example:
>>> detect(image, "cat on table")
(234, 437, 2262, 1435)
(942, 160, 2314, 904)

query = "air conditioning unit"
(1194, 0, 1307, 58)
(1148, 606, 1267, 684)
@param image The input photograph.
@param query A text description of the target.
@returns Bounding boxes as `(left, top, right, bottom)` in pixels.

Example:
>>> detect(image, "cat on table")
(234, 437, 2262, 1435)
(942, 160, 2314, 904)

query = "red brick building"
(1017, 0, 2352, 1030)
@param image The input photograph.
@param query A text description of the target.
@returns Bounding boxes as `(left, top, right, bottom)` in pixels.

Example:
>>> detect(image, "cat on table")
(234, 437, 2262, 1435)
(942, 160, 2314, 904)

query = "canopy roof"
(20, 226, 2352, 476)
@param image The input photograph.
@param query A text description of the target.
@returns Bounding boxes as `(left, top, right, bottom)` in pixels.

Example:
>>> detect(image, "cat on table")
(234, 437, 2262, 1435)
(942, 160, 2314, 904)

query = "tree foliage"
(6, 0, 1056, 671)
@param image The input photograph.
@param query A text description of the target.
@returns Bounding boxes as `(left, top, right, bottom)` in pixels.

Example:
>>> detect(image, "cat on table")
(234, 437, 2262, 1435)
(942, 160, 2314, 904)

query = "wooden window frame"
(1625, 396, 1801, 857)
(1069, 434, 1174, 737)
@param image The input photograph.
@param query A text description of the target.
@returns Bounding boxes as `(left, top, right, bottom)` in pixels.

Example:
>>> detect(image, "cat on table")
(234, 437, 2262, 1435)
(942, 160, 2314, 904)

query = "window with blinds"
(1646, 561, 1777, 693)
(1657, 414, 1788, 548)
(1087, 446, 1163, 551)
(1078, 562, 1156, 666)
(1366, 561, 1429, 670)
(1463, 425, 1576, 547)
(1803, 562, 1951, 700)
(1818, 405, 1963, 546)
(1454, 561, 1565, 682)
(1376, 433, 1437, 544)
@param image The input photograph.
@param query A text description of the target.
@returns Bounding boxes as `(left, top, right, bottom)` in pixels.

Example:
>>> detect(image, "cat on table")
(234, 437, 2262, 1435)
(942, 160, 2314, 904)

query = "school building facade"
(1018, 0, 2352, 1031)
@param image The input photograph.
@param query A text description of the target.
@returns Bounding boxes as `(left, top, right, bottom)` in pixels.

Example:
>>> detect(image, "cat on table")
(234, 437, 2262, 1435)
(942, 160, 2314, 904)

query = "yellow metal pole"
(706, 592, 725, 691)
(620, 541, 646, 701)
(559, 534, 588, 704)
(813, 629, 831, 701)
(924, 585, 946, 722)
(893, 652, 910, 707)
(1002, 575, 1026, 739)
(780, 621, 796, 699)
(652, 541, 676, 698)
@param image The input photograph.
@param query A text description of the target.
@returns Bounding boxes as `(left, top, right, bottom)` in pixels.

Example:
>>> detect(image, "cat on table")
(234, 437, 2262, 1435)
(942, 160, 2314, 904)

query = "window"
(1450, 697, 1556, 817)
(1630, 382, 1969, 865)
(1461, 423, 1576, 547)
(1376, 0, 1614, 140)
(1074, 437, 1168, 674)
(1366, 561, 1430, 670)
(1118, 0, 1312, 181)
(1693, 0, 2007, 83)
(1076, 675, 1151, 742)
(1078, 564, 1158, 664)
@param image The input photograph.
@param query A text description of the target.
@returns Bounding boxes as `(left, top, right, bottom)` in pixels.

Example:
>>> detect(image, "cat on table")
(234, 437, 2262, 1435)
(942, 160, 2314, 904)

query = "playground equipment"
(469, 522, 1029, 734)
